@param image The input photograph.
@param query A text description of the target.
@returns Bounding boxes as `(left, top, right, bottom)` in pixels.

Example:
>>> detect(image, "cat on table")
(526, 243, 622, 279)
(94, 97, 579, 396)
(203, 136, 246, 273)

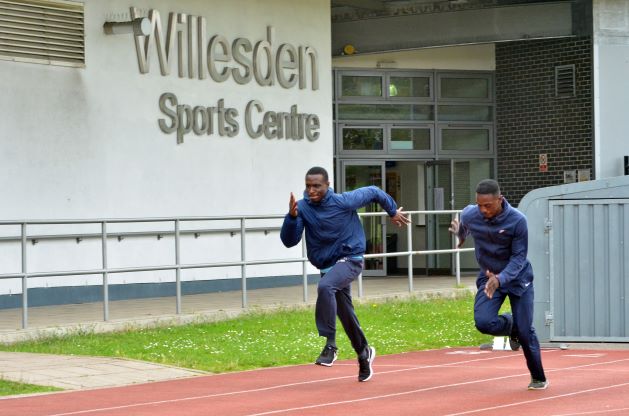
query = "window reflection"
(441, 129, 489, 151)
(342, 128, 384, 150)
(441, 77, 489, 99)
(390, 128, 431, 150)
(389, 76, 430, 98)
(341, 76, 382, 97)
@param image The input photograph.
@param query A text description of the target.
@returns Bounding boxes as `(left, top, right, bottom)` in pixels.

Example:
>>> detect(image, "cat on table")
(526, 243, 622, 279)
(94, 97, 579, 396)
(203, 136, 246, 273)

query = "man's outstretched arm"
(280, 192, 304, 248)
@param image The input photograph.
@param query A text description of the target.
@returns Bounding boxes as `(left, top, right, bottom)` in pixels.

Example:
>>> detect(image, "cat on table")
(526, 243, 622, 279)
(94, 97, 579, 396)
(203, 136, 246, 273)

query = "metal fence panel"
(550, 199, 629, 342)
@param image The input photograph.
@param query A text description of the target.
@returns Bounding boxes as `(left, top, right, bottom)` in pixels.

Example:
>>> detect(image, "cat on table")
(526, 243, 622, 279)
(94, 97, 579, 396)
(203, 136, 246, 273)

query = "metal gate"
(549, 199, 629, 342)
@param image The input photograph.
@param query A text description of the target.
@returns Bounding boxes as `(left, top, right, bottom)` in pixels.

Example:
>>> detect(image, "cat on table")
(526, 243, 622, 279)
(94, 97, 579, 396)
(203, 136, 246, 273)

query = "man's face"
(305, 174, 329, 203)
(476, 193, 503, 219)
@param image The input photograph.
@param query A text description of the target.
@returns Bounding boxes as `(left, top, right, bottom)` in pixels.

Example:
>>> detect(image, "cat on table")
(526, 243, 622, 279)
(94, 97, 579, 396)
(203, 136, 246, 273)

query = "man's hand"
(448, 218, 465, 248)
(484, 270, 500, 299)
(289, 192, 298, 218)
(390, 207, 411, 227)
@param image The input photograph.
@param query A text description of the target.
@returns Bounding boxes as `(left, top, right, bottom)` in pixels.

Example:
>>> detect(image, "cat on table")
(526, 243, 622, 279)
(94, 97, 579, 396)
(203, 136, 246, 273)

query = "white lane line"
(550, 407, 629, 416)
(39, 354, 526, 416)
(43, 352, 626, 416)
(244, 357, 629, 416)
(444, 383, 629, 416)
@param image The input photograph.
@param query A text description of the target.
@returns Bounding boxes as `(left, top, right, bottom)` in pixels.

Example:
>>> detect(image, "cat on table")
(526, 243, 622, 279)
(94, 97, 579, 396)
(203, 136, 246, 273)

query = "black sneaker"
(315, 345, 338, 366)
(505, 313, 521, 351)
(358, 345, 375, 382)
(528, 379, 549, 390)
(509, 333, 521, 351)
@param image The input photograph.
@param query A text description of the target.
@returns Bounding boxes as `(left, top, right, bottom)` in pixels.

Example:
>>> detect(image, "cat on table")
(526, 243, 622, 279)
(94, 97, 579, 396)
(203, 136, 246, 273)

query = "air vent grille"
(0, 0, 84, 67)
(555, 64, 575, 98)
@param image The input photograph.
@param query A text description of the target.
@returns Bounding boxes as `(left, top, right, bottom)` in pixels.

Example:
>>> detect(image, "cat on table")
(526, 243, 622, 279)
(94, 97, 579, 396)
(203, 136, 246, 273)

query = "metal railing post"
(302, 235, 308, 302)
(175, 219, 181, 314)
(241, 217, 247, 308)
(357, 271, 363, 298)
(21, 222, 28, 329)
(407, 214, 413, 292)
(101, 222, 109, 321)
(455, 212, 461, 287)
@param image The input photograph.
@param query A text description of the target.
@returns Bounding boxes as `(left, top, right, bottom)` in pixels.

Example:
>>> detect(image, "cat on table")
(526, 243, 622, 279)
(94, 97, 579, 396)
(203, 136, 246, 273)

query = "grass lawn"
(0, 379, 61, 396)
(0, 294, 503, 397)
(0, 294, 493, 375)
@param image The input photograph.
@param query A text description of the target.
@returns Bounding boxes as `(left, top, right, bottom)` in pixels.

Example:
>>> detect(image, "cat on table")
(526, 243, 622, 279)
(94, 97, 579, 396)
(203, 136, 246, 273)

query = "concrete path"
(0, 275, 476, 392)
(0, 352, 206, 390)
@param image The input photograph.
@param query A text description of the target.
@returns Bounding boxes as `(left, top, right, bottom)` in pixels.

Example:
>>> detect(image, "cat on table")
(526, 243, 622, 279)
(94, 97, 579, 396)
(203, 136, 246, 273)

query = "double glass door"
(340, 159, 489, 276)
(341, 162, 387, 275)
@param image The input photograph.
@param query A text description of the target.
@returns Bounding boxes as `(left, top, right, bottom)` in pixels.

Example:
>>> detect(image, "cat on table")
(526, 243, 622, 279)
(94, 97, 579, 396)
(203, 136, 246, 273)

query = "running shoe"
(315, 345, 338, 366)
(358, 345, 375, 382)
(528, 379, 549, 390)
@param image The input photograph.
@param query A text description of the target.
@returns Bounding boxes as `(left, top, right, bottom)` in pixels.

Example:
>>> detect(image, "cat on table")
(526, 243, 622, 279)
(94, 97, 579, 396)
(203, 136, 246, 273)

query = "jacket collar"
(481, 197, 512, 224)
(303, 187, 334, 205)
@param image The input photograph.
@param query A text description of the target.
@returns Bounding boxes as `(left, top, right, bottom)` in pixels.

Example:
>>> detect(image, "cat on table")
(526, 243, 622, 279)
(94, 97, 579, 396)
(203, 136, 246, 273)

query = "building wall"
(332, 44, 495, 70)
(495, 37, 594, 205)
(0, 0, 331, 294)
(593, 0, 629, 178)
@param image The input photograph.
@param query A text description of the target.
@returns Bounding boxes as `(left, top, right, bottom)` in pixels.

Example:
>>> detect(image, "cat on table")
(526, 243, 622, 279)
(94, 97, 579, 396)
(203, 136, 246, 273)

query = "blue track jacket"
(280, 186, 398, 270)
(457, 198, 533, 296)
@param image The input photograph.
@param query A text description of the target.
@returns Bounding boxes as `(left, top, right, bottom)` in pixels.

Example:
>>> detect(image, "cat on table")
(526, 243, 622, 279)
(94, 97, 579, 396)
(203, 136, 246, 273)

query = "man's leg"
(474, 288, 510, 336)
(510, 285, 547, 386)
(336, 285, 368, 355)
(315, 259, 362, 343)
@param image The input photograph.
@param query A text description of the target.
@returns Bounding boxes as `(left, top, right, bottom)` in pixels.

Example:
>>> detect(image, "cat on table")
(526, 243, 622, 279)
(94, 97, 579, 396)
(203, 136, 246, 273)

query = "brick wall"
(495, 37, 593, 205)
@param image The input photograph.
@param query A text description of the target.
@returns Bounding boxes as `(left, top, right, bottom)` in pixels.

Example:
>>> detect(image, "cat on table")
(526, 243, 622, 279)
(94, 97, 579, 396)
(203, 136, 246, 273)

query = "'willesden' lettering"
(130, 7, 319, 91)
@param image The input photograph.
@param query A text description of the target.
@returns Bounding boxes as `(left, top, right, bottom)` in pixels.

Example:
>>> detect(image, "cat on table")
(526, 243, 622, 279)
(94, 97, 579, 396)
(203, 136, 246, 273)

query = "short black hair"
(476, 179, 500, 196)
(306, 166, 329, 181)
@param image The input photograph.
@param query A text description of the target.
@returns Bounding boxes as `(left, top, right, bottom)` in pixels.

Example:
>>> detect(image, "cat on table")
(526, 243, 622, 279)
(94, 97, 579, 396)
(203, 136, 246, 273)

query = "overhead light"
(103, 17, 151, 36)
(342, 44, 356, 55)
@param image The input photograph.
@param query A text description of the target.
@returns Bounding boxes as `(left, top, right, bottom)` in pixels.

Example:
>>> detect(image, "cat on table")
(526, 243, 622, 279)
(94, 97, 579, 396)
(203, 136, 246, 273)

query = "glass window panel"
(390, 128, 431, 151)
(438, 105, 492, 122)
(342, 128, 383, 150)
(389, 76, 430, 98)
(441, 129, 489, 151)
(440, 77, 489, 99)
(341, 75, 382, 97)
(344, 165, 384, 270)
(412, 105, 434, 121)
(338, 104, 434, 121)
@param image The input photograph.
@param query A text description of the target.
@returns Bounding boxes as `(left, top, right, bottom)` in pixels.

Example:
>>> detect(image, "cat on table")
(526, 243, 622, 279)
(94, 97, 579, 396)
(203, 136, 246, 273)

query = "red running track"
(3, 348, 629, 416)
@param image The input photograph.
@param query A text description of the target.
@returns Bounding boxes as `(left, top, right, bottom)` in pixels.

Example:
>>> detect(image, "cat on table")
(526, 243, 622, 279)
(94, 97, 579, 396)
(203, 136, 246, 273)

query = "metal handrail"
(0, 210, 472, 329)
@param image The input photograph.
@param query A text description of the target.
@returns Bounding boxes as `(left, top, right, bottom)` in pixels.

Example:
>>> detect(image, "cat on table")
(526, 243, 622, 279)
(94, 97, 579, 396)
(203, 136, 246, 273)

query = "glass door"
(452, 159, 494, 270)
(426, 161, 453, 272)
(341, 161, 387, 276)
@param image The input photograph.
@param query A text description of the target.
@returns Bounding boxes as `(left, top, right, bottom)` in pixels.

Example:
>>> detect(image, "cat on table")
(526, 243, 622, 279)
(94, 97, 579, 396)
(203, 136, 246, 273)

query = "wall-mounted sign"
(539, 153, 548, 172)
(129, 8, 319, 91)
(158, 93, 320, 144)
(116, 7, 322, 144)
(563, 170, 576, 184)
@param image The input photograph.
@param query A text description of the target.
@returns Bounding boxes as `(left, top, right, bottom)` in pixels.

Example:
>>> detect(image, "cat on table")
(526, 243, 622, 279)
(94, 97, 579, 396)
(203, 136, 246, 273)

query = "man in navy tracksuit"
(280, 166, 409, 382)
(449, 179, 548, 390)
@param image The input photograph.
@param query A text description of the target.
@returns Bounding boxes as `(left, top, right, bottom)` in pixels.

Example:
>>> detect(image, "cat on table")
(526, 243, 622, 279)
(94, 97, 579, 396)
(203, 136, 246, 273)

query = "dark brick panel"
(496, 37, 593, 205)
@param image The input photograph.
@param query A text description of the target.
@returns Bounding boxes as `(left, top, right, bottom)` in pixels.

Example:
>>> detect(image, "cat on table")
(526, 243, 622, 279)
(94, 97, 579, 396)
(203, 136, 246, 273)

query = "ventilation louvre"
(555, 64, 575, 98)
(0, 0, 84, 67)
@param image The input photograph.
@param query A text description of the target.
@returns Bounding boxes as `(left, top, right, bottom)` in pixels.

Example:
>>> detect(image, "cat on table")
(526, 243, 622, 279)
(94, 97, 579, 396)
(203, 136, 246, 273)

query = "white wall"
(0, 0, 331, 292)
(593, 0, 629, 179)
(332, 44, 495, 70)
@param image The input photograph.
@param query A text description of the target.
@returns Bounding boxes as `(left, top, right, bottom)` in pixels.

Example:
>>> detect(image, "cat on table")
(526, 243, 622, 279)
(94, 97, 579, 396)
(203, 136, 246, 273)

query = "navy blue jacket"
(457, 198, 533, 295)
(280, 186, 398, 270)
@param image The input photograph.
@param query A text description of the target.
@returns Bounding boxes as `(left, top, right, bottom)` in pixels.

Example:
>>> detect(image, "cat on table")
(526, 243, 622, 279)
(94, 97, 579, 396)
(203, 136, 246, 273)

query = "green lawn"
(0, 294, 496, 396)
(0, 379, 61, 396)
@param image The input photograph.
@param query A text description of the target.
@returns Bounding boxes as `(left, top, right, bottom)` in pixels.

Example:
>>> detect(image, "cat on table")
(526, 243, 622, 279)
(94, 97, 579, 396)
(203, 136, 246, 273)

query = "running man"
(449, 179, 548, 390)
(280, 166, 409, 382)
